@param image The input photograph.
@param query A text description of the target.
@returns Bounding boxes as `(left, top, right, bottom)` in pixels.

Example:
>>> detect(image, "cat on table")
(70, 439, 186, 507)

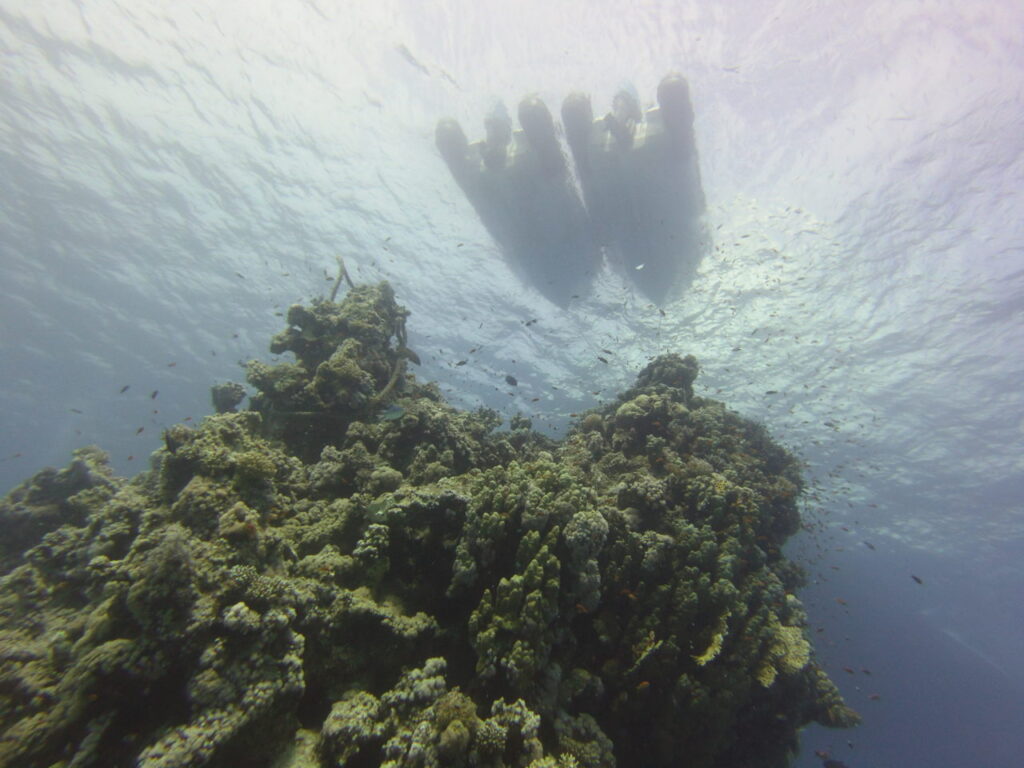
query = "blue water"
(2, 2, 1022, 765)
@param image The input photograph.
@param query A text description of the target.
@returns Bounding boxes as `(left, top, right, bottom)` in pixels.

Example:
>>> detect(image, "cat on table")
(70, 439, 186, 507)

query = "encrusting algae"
(0, 281, 858, 768)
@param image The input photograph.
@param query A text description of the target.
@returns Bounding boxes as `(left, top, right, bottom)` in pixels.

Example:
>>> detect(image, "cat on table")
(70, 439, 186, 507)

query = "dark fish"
(601, 349, 613, 355)
(863, 540, 875, 550)
(70, 408, 83, 414)
(765, 390, 778, 395)
(151, 390, 159, 399)
(659, 309, 666, 317)
(167, 362, 176, 367)
(505, 375, 518, 386)
(457, 243, 464, 247)
(531, 397, 540, 402)
(911, 574, 923, 584)
(135, 427, 144, 435)
(235, 272, 246, 279)
(455, 360, 467, 367)
(524, 318, 538, 326)
(597, 356, 608, 364)
(120, 385, 130, 393)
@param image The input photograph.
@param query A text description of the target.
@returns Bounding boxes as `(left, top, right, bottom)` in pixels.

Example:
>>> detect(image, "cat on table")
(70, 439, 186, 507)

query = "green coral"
(0, 282, 857, 768)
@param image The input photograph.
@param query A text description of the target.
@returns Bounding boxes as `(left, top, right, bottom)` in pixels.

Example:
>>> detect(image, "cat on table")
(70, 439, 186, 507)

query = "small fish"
(70, 408, 83, 414)
(235, 272, 246, 279)
(634, 263, 645, 270)
(525, 319, 538, 327)
(135, 427, 145, 435)
(835, 597, 847, 606)
(183, 417, 193, 422)
(868, 693, 881, 701)
(601, 349, 613, 355)
(151, 390, 159, 399)
(531, 397, 540, 402)
(120, 385, 130, 393)
(597, 356, 608, 364)
(911, 574, 923, 585)
(167, 362, 176, 367)
(765, 390, 778, 395)
(456, 243, 464, 248)
(863, 540, 875, 550)
(659, 308, 666, 317)
(455, 359, 467, 367)
(396, 43, 429, 76)
(842, 666, 855, 674)
(505, 375, 518, 386)
(379, 404, 405, 421)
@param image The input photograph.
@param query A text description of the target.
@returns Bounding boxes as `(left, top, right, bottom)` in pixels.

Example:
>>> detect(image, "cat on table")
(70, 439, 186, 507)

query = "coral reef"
(0, 282, 857, 768)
